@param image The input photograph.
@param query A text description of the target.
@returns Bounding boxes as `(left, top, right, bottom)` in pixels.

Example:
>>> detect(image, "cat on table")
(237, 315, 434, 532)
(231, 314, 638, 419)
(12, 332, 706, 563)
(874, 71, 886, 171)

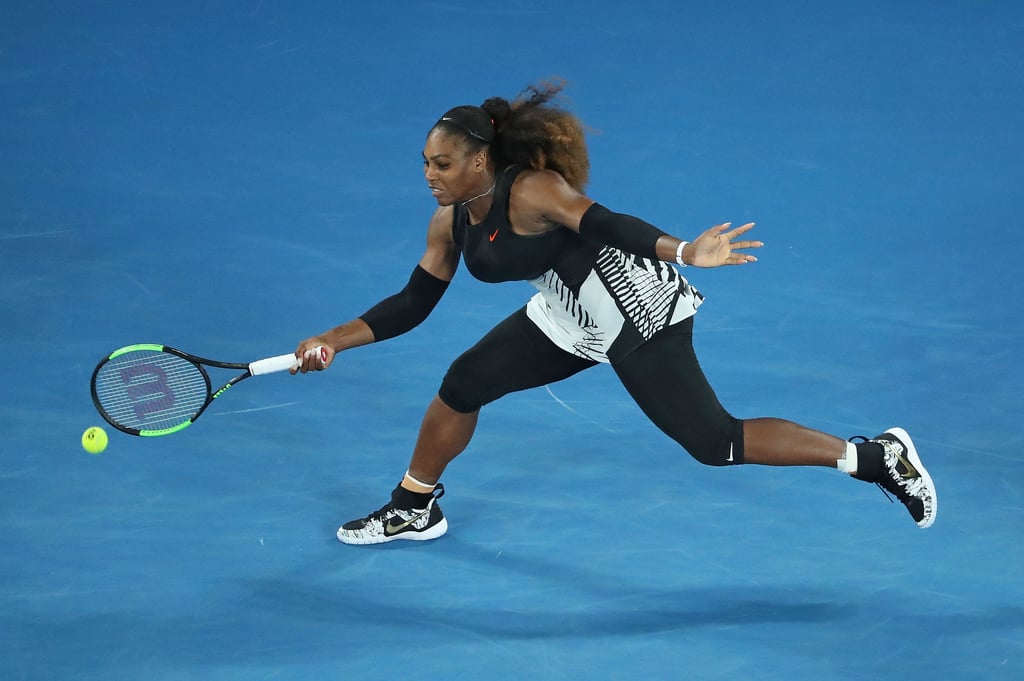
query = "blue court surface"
(2, 2, 1022, 679)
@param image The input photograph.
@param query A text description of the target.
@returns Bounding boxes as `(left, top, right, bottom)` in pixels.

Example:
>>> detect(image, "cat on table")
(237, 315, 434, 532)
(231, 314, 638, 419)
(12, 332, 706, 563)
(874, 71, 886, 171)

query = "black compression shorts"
(437, 308, 743, 466)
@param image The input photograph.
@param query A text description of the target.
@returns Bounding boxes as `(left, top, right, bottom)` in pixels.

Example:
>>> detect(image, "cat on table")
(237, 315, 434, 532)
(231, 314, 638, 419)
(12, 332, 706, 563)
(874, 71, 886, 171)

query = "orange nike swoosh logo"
(489, 228, 499, 242)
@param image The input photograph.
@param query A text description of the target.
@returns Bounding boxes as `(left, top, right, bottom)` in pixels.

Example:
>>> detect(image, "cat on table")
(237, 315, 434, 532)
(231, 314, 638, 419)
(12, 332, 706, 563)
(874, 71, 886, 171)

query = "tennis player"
(293, 81, 937, 544)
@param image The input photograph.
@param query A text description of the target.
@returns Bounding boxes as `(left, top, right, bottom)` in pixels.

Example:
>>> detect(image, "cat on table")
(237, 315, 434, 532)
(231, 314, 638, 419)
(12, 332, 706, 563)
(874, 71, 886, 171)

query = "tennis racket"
(91, 344, 326, 437)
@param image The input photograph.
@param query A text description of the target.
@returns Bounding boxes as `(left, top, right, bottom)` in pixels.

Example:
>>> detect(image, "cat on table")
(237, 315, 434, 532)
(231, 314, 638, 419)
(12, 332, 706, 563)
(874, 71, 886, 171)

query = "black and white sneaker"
(856, 428, 937, 528)
(337, 484, 448, 545)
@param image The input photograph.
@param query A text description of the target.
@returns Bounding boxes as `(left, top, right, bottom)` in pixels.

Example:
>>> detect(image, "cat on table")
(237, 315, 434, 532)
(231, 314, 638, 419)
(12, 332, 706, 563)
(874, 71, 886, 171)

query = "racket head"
(91, 344, 212, 436)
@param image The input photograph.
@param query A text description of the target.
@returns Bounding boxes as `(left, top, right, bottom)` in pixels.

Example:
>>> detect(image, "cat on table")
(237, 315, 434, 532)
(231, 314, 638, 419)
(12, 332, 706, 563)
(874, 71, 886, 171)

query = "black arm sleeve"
(358, 265, 450, 342)
(577, 203, 667, 260)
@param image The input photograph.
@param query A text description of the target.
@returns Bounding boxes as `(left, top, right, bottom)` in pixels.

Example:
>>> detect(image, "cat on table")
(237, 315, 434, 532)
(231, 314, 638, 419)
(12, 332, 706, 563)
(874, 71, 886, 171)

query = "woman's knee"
(680, 417, 745, 467)
(437, 353, 490, 414)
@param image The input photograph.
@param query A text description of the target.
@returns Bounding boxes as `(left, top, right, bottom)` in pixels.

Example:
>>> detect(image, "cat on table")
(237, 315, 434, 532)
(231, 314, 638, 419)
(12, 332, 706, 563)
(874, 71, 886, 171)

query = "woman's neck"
(461, 173, 496, 224)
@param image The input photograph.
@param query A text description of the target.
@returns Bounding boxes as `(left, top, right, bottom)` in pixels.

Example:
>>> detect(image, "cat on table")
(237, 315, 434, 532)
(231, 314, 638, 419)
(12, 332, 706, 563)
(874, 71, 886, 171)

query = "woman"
(293, 81, 936, 545)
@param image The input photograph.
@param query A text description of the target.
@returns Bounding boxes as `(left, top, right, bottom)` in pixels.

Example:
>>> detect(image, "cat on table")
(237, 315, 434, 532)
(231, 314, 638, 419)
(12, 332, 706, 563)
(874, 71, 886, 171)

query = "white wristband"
(675, 241, 689, 267)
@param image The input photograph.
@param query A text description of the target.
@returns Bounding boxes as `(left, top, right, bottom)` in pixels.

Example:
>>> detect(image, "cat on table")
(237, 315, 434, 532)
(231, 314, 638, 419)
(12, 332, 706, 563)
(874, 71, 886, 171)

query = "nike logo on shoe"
(895, 451, 919, 480)
(337, 483, 448, 545)
(383, 507, 431, 537)
(875, 428, 937, 529)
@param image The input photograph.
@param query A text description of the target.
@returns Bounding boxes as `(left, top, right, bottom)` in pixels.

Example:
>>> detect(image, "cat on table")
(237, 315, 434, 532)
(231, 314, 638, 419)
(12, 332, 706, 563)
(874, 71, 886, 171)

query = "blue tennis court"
(2, 2, 1022, 679)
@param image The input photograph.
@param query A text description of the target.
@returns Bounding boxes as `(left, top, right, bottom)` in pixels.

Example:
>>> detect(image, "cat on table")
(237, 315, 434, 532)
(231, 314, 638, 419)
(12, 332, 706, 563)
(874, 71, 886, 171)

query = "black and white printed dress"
(453, 166, 703, 364)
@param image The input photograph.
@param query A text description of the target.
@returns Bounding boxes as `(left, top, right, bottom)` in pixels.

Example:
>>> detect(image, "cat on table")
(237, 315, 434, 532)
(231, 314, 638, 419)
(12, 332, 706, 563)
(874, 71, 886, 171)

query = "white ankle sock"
(403, 471, 436, 493)
(837, 441, 858, 474)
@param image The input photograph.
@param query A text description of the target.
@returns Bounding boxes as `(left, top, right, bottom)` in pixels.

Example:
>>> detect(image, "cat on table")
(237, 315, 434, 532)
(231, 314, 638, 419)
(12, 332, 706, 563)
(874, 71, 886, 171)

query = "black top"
(452, 166, 599, 286)
(451, 165, 701, 363)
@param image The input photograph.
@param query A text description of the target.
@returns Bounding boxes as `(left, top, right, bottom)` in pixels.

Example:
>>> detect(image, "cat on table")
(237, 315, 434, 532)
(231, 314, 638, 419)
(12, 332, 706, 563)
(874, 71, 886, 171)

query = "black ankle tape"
(852, 441, 885, 482)
(392, 484, 434, 510)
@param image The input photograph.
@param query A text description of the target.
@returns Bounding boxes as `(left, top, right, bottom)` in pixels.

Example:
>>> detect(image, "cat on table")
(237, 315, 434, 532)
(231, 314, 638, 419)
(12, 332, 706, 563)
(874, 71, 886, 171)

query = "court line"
(211, 402, 299, 415)
(544, 385, 618, 433)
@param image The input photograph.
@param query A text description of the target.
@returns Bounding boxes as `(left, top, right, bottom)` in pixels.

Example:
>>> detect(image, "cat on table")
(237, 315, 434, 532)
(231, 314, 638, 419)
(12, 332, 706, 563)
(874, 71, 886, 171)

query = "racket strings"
(93, 350, 209, 431)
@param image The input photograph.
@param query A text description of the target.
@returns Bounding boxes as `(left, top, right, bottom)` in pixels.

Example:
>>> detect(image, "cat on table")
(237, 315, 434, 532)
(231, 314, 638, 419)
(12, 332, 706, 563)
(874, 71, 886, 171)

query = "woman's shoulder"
(509, 167, 577, 207)
(508, 168, 592, 233)
(427, 205, 458, 240)
(428, 204, 456, 223)
(512, 166, 566, 189)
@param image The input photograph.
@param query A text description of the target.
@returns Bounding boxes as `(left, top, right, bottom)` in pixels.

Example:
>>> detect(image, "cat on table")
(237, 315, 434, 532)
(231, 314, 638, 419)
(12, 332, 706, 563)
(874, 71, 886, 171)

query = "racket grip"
(248, 346, 326, 375)
(249, 353, 300, 375)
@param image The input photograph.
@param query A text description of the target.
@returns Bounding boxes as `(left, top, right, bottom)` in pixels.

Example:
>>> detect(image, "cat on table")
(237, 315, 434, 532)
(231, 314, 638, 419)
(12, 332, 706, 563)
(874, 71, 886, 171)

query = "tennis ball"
(82, 426, 108, 454)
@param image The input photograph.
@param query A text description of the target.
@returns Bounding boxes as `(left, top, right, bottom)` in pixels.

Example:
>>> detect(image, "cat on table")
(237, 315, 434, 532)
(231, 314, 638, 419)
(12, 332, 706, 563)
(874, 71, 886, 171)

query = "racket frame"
(91, 344, 286, 437)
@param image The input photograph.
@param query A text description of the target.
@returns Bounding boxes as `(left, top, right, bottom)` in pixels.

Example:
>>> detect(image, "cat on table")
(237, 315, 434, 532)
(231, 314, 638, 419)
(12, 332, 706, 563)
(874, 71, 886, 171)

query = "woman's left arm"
(516, 169, 762, 268)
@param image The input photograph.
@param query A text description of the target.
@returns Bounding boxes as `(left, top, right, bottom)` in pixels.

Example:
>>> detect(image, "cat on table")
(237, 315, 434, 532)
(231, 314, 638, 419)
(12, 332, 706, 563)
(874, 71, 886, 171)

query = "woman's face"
(422, 129, 487, 206)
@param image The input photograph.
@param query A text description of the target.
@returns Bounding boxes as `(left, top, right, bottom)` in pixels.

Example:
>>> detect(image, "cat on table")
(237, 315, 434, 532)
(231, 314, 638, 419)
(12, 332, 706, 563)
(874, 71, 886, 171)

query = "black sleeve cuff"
(577, 203, 666, 260)
(358, 265, 450, 342)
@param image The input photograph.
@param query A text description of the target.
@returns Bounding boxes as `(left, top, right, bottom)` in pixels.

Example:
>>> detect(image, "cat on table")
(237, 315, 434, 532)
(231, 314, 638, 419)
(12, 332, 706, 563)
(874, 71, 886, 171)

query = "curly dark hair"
(432, 80, 590, 192)
(481, 79, 590, 192)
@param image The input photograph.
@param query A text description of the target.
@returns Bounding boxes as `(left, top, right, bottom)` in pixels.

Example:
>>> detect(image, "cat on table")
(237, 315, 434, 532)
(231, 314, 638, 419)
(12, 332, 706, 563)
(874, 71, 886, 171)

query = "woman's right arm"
(292, 207, 459, 373)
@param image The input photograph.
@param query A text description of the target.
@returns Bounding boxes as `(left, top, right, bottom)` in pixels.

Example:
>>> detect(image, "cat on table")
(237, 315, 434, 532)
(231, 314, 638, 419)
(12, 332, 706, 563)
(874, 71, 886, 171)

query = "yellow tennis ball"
(82, 426, 108, 454)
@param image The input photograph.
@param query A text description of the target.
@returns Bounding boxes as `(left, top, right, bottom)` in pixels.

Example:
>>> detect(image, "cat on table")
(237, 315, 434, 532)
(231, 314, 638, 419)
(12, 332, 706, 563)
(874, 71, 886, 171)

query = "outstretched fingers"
(692, 221, 763, 267)
(726, 221, 757, 237)
(724, 222, 762, 264)
(730, 239, 763, 251)
(725, 251, 759, 264)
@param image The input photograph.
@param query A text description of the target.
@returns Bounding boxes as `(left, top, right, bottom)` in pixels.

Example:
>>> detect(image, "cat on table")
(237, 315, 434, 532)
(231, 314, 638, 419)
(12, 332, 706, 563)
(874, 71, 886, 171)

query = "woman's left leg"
(611, 317, 843, 468)
(611, 317, 937, 528)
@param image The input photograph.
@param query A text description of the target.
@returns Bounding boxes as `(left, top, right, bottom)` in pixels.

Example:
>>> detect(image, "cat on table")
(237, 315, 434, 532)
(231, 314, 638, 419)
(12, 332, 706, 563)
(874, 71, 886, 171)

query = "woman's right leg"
(336, 306, 599, 544)
(404, 306, 598, 488)
(403, 396, 478, 489)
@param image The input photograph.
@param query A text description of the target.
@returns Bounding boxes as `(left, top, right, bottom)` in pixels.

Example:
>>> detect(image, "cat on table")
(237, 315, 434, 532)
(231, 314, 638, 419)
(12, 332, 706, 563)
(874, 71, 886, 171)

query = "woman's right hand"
(291, 338, 334, 374)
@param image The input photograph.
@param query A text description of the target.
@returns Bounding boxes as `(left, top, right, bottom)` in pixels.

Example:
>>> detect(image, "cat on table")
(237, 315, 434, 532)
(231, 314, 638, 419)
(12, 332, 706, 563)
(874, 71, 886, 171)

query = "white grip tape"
(249, 353, 299, 376)
(248, 346, 325, 376)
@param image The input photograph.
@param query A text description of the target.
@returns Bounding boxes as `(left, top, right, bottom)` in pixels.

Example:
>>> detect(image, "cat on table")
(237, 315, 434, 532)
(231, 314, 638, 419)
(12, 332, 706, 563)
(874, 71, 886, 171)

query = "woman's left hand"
(689, 222, 762, 267)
